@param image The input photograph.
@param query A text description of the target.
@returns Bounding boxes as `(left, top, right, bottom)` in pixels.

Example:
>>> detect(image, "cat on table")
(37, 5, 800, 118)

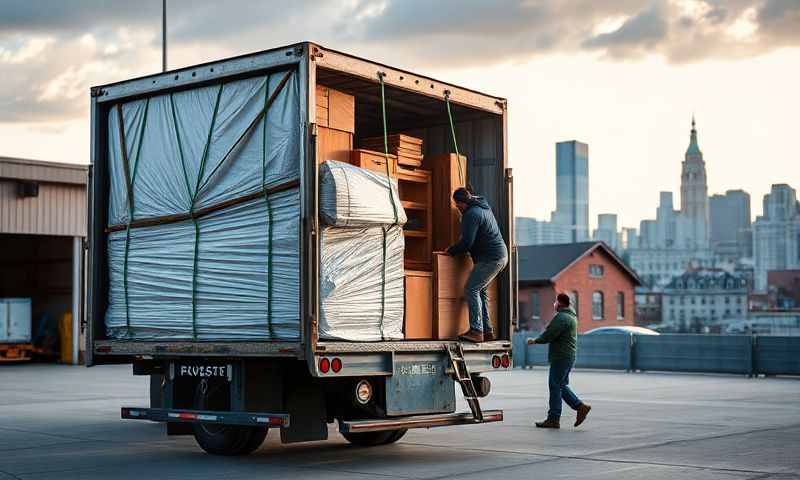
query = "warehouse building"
(0, 156, 87, 364)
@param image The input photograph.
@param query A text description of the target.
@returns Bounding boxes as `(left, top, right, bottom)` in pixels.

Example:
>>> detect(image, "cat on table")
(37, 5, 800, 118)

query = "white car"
(584, 326, 660, 335)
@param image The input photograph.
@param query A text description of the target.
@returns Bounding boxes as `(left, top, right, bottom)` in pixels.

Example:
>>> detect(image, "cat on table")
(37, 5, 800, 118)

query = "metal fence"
(512, 331, 800, 376)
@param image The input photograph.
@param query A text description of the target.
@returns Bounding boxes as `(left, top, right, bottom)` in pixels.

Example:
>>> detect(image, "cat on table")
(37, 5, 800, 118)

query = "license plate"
(176, 363, 231, 380)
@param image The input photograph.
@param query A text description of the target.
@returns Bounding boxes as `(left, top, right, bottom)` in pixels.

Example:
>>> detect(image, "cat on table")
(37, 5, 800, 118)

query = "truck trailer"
(87, 42, 517, 455)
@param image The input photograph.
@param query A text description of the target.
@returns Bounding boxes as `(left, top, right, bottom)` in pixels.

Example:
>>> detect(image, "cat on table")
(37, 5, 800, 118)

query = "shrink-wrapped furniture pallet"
(319, 225, 405, 341)
(104, 70, 303, 341)
(319, 160, 406, 227)
(318, 160, 407, 341)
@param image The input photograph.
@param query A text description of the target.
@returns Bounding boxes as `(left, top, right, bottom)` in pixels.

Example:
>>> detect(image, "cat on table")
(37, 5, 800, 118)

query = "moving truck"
(87, 42, 517, 455)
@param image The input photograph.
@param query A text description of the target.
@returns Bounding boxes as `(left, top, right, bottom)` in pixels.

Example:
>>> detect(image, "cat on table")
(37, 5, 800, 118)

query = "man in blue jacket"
(446, 188, 508, 343)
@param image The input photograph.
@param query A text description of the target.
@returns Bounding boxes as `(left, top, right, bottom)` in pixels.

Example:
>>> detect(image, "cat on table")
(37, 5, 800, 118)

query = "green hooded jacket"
(535, 307, 577, 362)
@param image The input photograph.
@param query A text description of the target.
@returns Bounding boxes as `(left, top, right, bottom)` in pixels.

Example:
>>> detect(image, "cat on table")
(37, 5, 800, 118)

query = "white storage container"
(0, 298, 32, 344)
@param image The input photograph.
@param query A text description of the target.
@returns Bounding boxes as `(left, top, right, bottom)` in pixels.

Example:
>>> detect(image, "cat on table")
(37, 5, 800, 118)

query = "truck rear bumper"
(121, 407, 290, 428)
(338, 409, 503, 433)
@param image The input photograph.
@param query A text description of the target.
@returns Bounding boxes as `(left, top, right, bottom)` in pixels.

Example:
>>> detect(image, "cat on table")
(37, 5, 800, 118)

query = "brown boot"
(483, 330, 496, 342)
(574, 403, 591, 427)
(458, 329, 483, 343)
(535, 418, 560, 429)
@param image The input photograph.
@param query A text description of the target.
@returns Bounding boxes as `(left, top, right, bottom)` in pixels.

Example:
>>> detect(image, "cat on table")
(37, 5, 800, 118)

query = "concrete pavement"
(0, 364, 798, 479)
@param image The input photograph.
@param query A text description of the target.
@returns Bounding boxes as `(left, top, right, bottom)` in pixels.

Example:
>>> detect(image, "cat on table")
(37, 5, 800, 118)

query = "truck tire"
(341, 428, 407, 446)
(239, 427, 269, 454)
(190, 378, 268, 455)
(192, 424, 268, 455)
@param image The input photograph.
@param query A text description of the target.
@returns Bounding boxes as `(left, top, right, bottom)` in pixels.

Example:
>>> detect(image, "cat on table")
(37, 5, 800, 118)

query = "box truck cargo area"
(87, 43, 516, 455)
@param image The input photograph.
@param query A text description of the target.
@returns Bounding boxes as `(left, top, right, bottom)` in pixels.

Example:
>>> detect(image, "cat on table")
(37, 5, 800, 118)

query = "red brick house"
(517, 242, 641, 333)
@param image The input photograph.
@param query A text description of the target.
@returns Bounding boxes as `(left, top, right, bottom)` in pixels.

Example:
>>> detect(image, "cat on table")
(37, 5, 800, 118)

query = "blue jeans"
(465, 256, 508, 333)
(548, 358, 582, 420)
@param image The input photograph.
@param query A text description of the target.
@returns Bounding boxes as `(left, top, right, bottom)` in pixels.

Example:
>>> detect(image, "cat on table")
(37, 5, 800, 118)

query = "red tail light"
(319, 357, 330, 374)
(331, 357, 342, 373)
(500, 354, 510, 368)
(491, 355, 501, 369)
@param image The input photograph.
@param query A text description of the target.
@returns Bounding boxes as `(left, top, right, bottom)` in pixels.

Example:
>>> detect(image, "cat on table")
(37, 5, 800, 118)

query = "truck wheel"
(192, 424, 268, 456)
(190, 378, 268, 455)
(239, 427, 269, 454)
(341, 428, 407, 446)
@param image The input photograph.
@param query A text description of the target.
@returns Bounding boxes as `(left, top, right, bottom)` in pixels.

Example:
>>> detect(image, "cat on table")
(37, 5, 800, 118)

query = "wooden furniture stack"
(361, 134, 424, 168)
(316, 85, 354, 165)
(314, 85, 488, 341)
(354, 136, 434, 340)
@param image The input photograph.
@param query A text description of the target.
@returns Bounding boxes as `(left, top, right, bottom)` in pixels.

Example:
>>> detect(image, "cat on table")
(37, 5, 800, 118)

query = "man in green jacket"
(527, 293, 591, 429)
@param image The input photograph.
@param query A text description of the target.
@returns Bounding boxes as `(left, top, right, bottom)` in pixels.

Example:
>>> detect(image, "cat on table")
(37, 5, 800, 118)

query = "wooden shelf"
(403, 230, 428, 238)
(397, 169, 430, 183)
(401, 200, 428, 210)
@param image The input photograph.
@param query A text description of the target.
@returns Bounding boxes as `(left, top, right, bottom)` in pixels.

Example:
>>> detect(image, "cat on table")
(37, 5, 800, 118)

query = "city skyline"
(1, 1, 799, 232)
(517, 117, 796, 234)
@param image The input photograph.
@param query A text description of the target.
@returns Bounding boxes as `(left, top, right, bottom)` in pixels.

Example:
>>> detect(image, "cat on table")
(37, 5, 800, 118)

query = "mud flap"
(280, 381, 327, 443)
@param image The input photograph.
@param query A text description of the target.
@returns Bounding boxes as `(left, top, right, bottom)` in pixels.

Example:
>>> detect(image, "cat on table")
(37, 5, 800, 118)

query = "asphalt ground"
(1, 364, 798, 479)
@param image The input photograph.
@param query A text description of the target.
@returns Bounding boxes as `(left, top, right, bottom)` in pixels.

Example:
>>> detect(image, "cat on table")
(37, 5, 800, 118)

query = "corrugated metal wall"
(0, 157, 86, 185)
(404, 117, 504, 211)
(0, 180, 87, 237)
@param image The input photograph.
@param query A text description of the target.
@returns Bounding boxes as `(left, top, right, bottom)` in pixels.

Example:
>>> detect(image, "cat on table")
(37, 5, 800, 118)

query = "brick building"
(517, 242, 641, 332)
(766, 270, 800, 309)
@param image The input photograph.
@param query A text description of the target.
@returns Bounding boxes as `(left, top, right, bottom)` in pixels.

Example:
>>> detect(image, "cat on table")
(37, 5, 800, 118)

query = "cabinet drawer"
(350, 149, 398, 176)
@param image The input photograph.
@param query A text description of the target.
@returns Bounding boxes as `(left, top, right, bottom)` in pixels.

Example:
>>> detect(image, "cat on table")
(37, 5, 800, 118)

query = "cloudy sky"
(1, 0, 799, 229)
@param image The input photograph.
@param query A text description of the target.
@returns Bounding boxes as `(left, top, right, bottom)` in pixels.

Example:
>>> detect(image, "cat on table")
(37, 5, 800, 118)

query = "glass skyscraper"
(554, 140, 589, 242)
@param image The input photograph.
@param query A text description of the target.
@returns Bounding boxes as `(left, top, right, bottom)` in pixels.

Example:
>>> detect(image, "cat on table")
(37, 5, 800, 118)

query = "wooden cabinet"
(432, 253, 498, 340)
(317, 126, 352, 165)
(404, 270, 433, 339)
(316, 85, 354, 133)
(397, 168, 432, 271)
(350, 149, 398, 176)
(426, 154, 468, 252)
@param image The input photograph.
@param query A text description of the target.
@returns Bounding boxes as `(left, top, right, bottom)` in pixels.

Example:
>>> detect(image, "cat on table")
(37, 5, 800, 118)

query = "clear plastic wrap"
(319, 160, 407, 227)
(319, 224, 405, 341)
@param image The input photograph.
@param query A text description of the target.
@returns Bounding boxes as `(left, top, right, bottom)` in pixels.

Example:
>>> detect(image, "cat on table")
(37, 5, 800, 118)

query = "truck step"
(339, 410, 503, 433)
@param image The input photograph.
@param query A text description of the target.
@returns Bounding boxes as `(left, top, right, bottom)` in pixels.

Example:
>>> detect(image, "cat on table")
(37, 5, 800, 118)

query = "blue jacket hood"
(467, 196, 490, 210)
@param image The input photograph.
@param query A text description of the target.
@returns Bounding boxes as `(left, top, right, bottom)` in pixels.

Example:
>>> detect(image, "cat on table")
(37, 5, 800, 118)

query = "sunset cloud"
(0, 0, 798, 124)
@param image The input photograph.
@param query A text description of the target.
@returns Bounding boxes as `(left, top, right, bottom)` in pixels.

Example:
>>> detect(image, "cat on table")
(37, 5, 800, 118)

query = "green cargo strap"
(378, 72, 399, 226)
(377, 72, 399, 340)
(444, 90, 470, 192)
(169, 84, 224, 340)
(379, 226, 388, 340)
(261, 74, 275, 339)
(197, 70, 294, 195)
(117, 99, 150, 337)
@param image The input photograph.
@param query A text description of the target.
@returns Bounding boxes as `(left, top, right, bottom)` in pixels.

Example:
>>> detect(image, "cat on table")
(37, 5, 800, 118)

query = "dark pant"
(548, 357, 582, 420)
(464, 256, 508, 333)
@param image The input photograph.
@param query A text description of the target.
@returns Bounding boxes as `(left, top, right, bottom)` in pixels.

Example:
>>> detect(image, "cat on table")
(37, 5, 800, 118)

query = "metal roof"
(0, 157, 87, 236)
(0, 156, 87, 185)
(518, 241, 641, 286)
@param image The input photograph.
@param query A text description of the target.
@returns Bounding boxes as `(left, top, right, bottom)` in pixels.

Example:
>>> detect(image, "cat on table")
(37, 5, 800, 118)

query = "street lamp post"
(162, 0, 167, 72)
